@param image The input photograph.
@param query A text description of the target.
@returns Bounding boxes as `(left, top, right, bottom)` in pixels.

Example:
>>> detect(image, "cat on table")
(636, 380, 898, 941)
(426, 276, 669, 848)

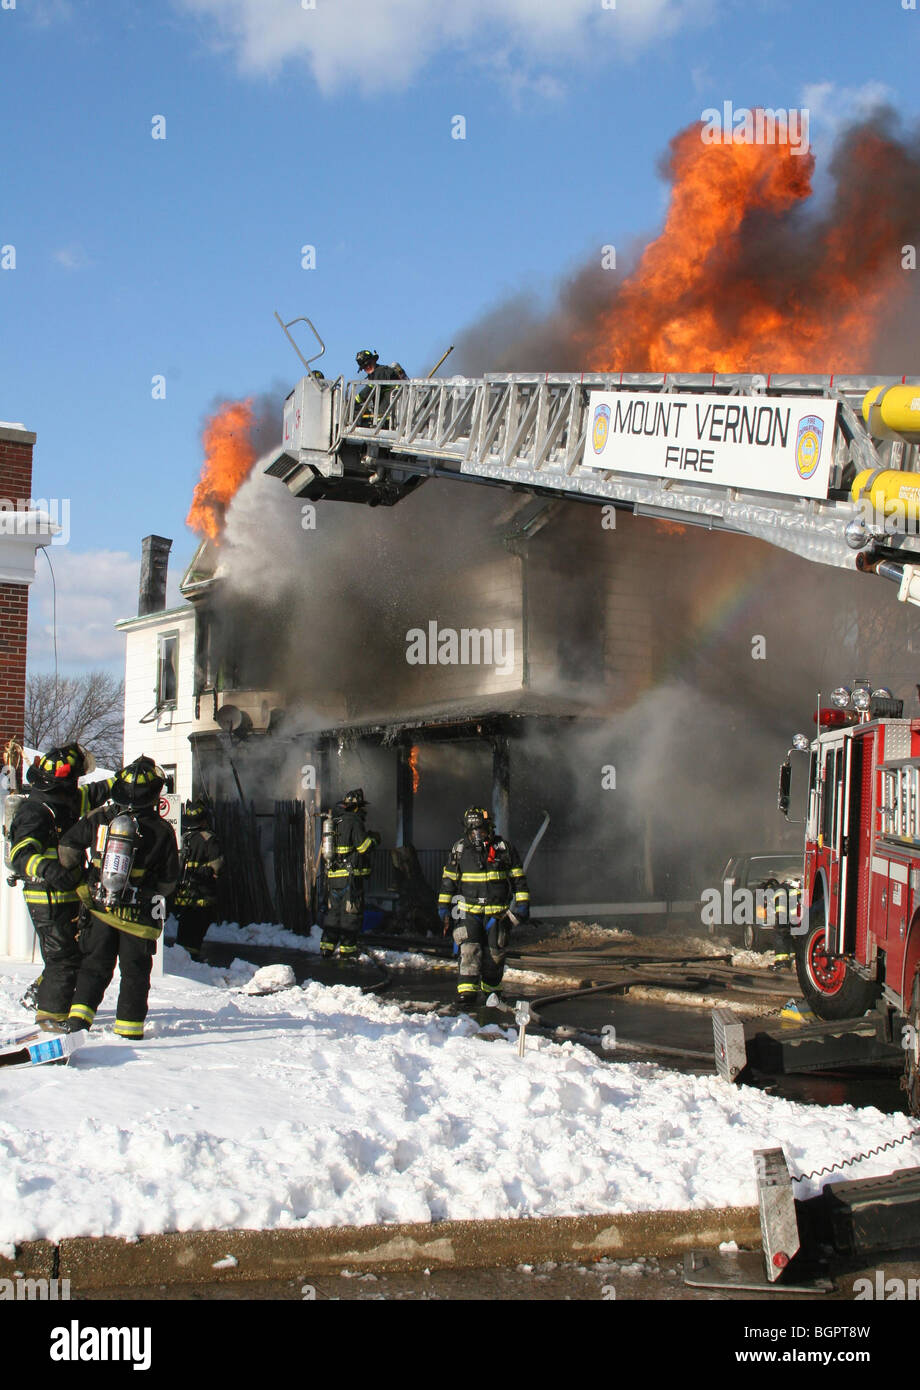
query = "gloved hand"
(514, 902, 530, 922)
(42, 859, 82, 892)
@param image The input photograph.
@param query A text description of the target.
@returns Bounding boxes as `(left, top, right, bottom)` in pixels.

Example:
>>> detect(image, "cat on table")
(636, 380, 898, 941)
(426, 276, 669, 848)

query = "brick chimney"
(0, 423, 42, 762)
(138, 535, 172, 616)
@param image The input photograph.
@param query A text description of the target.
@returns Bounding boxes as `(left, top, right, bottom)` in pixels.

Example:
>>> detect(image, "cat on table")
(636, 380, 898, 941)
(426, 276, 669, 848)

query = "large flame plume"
(187, 400, 258, 540)
(456, 113, 920, 376)
(581, 122, 901, 373)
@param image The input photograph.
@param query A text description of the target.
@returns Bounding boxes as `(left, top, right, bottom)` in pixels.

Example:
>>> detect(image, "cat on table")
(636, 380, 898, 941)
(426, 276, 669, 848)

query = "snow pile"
(0, 956, 918, 1250)
(241, 964, 298, 995)
(365, 946, 450, 973)
(730, 947, 782, 970)
(203, 921, 323, 953)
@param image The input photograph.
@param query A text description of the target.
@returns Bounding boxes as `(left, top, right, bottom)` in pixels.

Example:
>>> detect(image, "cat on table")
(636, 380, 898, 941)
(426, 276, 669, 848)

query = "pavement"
(2, 1205, 761, 1292)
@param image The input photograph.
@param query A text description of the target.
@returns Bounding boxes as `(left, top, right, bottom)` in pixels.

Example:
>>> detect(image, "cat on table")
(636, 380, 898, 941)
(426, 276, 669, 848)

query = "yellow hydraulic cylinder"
(851, 467, 920, 526)
(861, 385, 920, 443)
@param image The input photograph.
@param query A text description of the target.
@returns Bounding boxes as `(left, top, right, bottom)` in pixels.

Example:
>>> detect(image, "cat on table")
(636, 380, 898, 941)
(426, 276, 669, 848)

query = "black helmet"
(182, 797, 211, 828)
(113, 756, 165, 808)
(32, 743, 94, 790)
(464, 805, 491, 845)
(356, 349, 378, 371)
(341, 787, 367, 811)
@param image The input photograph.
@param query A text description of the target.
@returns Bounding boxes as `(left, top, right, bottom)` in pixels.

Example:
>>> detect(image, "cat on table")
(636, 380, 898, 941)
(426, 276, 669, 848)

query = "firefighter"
(354, 349, 408, 424)
(7, 744, 113, 1029)
(438, 806, 530, 1009)
(57, 756, 178, 1040)
(320, 788, 380, 963)
(174, 797, 223, 961)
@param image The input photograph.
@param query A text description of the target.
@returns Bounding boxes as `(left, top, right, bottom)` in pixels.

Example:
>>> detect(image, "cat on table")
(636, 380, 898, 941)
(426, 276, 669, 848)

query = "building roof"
(116, 605, 195, 632)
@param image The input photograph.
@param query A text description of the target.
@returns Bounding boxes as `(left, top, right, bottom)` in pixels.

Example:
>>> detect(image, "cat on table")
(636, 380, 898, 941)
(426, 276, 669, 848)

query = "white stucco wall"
(118, 607, 197, 802)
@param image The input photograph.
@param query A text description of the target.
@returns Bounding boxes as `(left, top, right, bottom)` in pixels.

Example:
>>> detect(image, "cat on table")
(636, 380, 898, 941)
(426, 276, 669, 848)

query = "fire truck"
(779, 681, 920, 1113)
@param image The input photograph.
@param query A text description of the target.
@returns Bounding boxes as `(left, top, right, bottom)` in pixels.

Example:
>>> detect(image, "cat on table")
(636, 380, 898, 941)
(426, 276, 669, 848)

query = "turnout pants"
(29, 904, 82, 1022)
(176, 906, 214, 959)
(453, 912, 510, 998)
(68, 918, 156, 1039)
(321, 884, 364, 957)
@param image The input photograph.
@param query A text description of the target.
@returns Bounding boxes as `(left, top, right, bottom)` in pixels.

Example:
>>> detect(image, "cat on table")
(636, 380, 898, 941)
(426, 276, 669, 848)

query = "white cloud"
(52, 245, 90, 271)
(27, 543, 193, 674)
(176, 0, 713, 95)
(27, 548, 139, 672)
(800, 80, 896, 138)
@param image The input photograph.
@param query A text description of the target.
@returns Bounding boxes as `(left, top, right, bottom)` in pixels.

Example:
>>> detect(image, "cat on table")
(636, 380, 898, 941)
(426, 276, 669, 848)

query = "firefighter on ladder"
(354, 349, 407, 425)
(6, 744, 113, 1029)
(320, 788, 380, 963)
(438, 806, 530, 1009)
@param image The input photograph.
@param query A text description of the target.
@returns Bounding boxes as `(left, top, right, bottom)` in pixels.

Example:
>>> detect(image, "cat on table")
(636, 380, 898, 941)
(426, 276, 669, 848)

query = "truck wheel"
(795, 910, 877, 1020)
(742, 922, 756, 952)
(903, 973, 920, 1118)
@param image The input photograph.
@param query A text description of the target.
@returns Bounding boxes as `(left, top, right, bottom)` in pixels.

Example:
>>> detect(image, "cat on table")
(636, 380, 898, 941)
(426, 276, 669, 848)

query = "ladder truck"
(778, 683, 920, 1112)
(267, 316, 920, 594)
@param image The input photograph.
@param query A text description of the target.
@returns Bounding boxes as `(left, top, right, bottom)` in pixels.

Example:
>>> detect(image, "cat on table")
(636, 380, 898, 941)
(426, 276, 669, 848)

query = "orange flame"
(408, 745, 420, 794)
(186, 400, 258, 540)
(581, 121, 901, 374)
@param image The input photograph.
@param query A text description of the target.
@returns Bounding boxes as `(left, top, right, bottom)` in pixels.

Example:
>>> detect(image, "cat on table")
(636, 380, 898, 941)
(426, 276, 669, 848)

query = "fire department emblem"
(795, 414, 824, 480)
(592, 403, 611, 455)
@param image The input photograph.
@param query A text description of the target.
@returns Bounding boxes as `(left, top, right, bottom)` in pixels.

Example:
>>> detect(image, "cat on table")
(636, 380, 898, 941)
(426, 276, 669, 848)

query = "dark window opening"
(157, 633, 178, 708)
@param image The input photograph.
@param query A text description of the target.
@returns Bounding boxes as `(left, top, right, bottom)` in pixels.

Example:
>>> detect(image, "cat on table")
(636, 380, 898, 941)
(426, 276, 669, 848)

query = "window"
(822, 749, 838, 846)
(160, 765, 176, 794)
(880, 763, 920, 843)
(157, 632, 178, 709)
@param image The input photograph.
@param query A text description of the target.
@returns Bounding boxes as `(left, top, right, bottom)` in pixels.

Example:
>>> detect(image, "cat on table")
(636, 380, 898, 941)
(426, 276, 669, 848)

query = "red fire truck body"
(798, 712, 920, 1085)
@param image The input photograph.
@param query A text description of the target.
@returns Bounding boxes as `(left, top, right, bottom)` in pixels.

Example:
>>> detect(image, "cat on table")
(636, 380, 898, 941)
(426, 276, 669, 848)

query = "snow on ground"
(1, 952, 918, 1253)
(526, 919, 636, 946)
(626, 985, 781, 1015)
(202, 921, 323, 953)
(364, 946, 452, 973)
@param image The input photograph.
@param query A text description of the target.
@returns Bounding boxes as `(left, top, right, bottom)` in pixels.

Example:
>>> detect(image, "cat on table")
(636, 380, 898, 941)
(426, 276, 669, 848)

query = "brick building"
(0, 421, 57, 959)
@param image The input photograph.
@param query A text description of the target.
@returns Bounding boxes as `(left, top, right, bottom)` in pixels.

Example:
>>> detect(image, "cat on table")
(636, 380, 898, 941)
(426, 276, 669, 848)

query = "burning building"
(117, 111, 920, 930)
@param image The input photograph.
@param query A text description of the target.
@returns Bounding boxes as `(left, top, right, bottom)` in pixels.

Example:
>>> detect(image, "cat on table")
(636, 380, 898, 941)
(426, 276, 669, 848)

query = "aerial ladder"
(264, 317, 920, 606)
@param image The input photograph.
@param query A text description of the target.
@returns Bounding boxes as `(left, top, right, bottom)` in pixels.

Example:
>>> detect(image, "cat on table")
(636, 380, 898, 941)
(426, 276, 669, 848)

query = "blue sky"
(2, 0, 918, 671)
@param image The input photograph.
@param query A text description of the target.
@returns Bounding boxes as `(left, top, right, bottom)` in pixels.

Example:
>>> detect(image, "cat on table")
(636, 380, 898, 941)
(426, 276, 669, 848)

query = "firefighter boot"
(455, 982, 480, 1013)
(337, 940, 360, 970)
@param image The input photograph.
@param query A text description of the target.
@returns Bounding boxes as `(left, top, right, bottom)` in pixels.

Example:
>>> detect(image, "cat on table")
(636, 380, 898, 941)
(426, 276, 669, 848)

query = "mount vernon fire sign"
(585, 390, 838, 499)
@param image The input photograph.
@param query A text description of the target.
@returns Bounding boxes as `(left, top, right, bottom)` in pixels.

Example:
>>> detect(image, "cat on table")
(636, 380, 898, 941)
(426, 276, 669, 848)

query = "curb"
(3, 1207, 760, 1289)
